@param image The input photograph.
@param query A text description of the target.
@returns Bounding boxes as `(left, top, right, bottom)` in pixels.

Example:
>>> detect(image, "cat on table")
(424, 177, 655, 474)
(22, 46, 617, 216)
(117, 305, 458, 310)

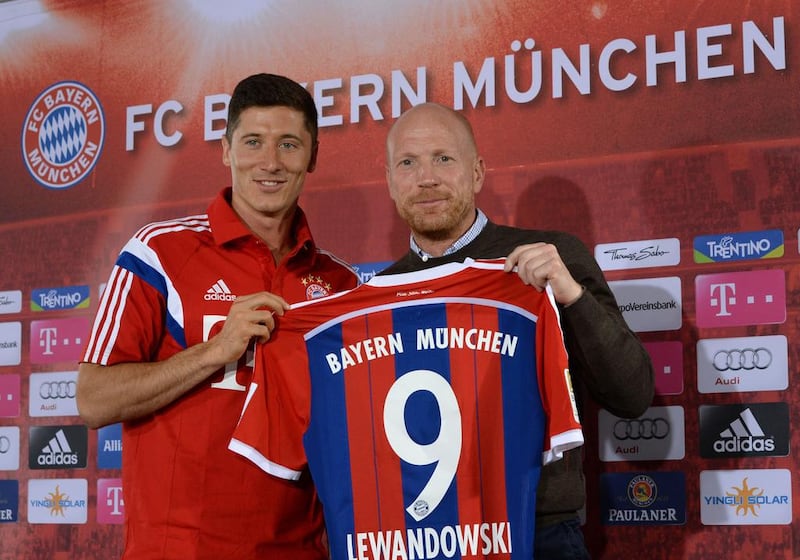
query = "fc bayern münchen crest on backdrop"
(21, 81, 105, 190)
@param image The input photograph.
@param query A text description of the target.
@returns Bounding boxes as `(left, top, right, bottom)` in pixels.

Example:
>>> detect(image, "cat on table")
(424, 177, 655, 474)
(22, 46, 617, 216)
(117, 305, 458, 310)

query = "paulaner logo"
(22, 81, 105, 190)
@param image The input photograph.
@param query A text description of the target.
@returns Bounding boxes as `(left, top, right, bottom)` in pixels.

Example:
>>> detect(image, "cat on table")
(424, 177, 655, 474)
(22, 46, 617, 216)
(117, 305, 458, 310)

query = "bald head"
(386, 103, 478, 164)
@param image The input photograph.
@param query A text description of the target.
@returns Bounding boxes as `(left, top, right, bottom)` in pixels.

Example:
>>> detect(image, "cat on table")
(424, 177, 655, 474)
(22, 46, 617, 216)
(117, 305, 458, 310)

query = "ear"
(307, 140, 319, 172)
(473, 156, 486, 194)
(221, 136, 231, 167)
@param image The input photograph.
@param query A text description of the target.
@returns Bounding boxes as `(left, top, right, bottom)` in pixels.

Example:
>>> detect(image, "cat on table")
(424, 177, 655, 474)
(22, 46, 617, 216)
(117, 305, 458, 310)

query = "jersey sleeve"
(81, 262, 167, 365)
(229, 326, 311, 480)
(538, 287, 584, 464)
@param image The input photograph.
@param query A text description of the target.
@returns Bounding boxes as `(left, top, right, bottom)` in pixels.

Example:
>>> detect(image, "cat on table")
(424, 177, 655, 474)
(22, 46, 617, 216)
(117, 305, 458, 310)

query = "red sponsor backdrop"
(1, 1, 798, 558)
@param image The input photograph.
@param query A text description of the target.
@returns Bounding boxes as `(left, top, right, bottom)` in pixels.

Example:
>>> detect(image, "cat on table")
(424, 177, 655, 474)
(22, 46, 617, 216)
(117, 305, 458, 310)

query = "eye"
(279, 141, 298, 150)
(397, 159, 414, 167)
(436, 155, 452, 163)
(245, 138, 260, 147)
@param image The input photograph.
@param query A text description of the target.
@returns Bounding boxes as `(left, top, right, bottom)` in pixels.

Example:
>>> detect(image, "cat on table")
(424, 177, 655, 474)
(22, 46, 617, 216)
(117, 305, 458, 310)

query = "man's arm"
(77, 292, 288, 429)
(505, 238, 654, 418)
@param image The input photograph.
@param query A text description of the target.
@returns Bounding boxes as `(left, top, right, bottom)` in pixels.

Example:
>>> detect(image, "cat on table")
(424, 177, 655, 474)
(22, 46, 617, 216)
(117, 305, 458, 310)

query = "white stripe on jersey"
(85, 216, 211, 364)
(84, 265, 133, 364)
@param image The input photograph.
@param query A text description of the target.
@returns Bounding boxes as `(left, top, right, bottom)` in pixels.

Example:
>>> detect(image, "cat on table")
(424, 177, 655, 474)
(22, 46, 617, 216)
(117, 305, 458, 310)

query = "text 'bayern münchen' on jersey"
(230, 258, 584, 559)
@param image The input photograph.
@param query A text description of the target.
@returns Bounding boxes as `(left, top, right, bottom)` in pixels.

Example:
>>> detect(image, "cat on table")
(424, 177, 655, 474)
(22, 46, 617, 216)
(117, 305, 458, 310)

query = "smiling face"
(222, 105, 318, 230)
(386, 104, 485, 255)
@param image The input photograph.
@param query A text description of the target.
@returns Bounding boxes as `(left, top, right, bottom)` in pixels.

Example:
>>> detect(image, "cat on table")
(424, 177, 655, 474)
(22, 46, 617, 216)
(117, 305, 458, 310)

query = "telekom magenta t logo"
(30, 318, 90, 364)
(695, 270, 785, 328)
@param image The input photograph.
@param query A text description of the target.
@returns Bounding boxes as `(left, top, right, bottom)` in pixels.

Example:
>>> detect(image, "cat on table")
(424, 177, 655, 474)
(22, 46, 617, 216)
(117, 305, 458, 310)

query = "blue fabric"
(534, 518, 591, 559)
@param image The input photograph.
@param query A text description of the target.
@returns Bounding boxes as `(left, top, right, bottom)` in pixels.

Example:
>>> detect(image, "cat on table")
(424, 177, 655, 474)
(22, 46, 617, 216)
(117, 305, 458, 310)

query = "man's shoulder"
(129, 213, 212, 251)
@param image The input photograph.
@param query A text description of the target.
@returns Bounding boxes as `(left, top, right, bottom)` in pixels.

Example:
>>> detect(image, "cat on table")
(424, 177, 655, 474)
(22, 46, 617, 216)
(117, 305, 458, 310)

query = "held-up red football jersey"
(231, 258, 583, 560)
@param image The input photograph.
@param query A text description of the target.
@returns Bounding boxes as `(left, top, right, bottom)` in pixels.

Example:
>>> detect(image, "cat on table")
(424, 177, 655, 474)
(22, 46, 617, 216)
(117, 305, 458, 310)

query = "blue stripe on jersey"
(303, 322, 356, 556)
(117, 251, 187, 348)
(390, 303, 462, 544)
(498, 308, 544, 557)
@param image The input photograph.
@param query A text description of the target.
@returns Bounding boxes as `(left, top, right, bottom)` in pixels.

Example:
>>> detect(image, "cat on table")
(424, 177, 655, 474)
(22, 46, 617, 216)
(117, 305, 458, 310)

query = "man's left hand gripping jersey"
(230, 258, 583, 560)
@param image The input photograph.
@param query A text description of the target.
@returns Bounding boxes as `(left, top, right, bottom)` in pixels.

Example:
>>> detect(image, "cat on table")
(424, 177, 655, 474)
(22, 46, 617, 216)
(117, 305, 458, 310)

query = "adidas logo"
(204, 279, 236, 302)
(713, 408, 774, 453)
(37, 429, 79, 466)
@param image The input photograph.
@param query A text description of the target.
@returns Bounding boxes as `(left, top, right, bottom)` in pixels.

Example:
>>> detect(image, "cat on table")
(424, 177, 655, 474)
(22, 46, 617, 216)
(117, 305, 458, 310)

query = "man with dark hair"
(77, 73, 358, 559)
(382, 102, 654, 559)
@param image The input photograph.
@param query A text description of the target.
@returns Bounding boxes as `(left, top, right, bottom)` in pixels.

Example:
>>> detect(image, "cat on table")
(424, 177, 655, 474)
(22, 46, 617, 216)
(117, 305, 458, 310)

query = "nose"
(416, 161, 439, 187)
(259, 144, 283, 172)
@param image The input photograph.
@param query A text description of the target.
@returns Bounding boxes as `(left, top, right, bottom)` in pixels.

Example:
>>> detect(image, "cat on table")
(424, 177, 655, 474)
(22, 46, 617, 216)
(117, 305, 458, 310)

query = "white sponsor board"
(598, 405, 685, 462)
(608, 277, 682, 332)
(697, 335, 788, 393)
(700, 469, 792, 525)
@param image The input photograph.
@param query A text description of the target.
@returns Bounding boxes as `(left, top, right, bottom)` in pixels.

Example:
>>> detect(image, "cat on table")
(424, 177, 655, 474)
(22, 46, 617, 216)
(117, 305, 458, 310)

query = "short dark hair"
(225, 73, 318, 144)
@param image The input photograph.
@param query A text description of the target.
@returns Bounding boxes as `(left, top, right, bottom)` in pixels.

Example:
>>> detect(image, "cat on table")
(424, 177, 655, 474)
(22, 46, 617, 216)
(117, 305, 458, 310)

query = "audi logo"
(0, 435, 9, 454)
(39, 380, 77, 399)
(712, 348, 772, 371)
(613, 418, 670, 440)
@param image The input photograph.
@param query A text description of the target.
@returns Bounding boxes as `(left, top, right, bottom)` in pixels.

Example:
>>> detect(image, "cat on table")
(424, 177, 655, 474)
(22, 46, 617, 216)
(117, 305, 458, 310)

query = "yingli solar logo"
(22, 81, 105, 190)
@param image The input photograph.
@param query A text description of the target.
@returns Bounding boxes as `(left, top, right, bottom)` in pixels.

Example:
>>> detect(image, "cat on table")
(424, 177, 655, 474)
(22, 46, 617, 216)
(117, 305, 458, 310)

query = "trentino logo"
(22, 81, 105, 190)
(699, 403, 789, 458)
(205, 279, 236, 302)
(29, 425, 88, 469)
(352, 261, 393, 283)
(694, 229, 784, 263)
(31, 285, 90, 312)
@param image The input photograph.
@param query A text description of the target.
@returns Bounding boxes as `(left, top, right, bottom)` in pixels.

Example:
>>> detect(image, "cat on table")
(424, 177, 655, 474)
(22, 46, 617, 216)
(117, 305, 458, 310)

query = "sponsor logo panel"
(695, 270, 786, 328)
(31, 285, 90, 311)
(0, 290, 22, 315)
(595, 238, 681, 271)
(0, 480, 19, 523)
(643, 341, 683, 395)
(0, 374, 21, 417)
(29, 371, 79, 417)
(600, 471, 686, 525)
(0, 322, 22, 366)
(699, 403, 789, 458)
(97, 478, 124, 524)
(693, 229, 784, 263)
(29, 425, 88, 470)
(697, 335, 788, 393)
(0, 426, 20, 471)
(22, 81, 105, 190)
(28, 478, 88, 524)
(700, 469, 791, 525)
(30, 317, 89, 364)
(97, 423, 122, 470)
(608, 277, 682, 333)
(599, 406, 685, 462)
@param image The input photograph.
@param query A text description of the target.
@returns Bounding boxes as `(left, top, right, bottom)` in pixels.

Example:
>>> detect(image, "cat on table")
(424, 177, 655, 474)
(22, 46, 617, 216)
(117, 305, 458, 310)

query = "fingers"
(504, 243, 583, 304)
(206, 292, 291, 364)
